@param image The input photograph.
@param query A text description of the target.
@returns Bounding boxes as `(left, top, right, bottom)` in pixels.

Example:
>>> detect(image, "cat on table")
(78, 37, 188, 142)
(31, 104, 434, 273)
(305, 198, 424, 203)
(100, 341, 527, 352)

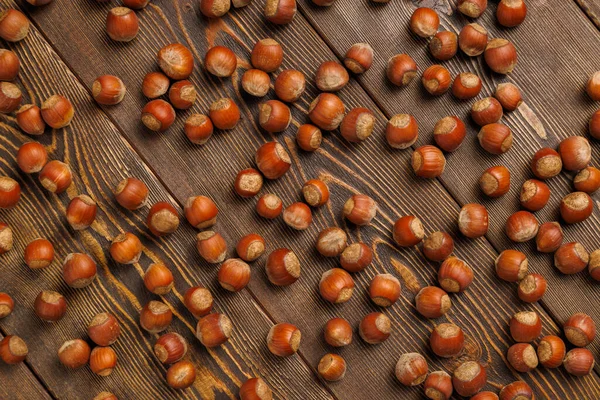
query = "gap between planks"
(16, 10, 339, 400)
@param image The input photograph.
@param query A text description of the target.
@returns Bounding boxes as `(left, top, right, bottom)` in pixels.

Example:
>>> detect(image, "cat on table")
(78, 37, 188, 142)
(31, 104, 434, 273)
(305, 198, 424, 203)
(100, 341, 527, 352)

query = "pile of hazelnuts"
(2, 0, 600, 399)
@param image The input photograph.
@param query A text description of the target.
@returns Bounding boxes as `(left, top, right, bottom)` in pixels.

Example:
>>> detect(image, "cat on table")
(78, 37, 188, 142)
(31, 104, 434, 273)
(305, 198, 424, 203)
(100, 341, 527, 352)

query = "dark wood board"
(575, 0, 600, 28)
(2, 0, 600, 398)
(0, 333, 53, 400)
(295, 0, 600, 366)
(0, 9, 332, 400)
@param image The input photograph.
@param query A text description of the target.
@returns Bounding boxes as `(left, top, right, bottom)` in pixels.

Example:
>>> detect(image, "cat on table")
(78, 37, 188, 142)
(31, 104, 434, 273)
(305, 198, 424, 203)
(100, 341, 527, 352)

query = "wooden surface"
(0, 0, 599, 399)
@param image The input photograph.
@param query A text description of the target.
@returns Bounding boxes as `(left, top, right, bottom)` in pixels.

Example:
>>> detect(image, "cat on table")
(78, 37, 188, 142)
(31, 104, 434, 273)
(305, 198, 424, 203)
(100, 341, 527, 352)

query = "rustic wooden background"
(1, 0, 600, 398)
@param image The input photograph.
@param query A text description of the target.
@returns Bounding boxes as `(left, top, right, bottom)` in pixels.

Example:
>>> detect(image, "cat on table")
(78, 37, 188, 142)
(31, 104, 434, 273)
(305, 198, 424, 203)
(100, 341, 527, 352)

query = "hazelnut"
(113, 177, 148, 210)
(157, 43, 194, 80)
(369, 274, 401, 307)
(458, 203, 489, 238)
(438, 256, 473, 292)
(507, 343, 538, 372)
(154, 332, 188, 364)
(537, 335, 566, 368)
(484, 39, 518, 74)
(422, 65, 452, 96)
(386, 54, 417, 86)
(34, 290, 67, 322)
(266, 248, 300, 286)
(558, 136, 591, 171)
(0, 9, 30, 42)
(168, 80, 196, 109)
(535, 222, 563, 253)
(196, 231, 227, 264)
(239, 378, 273, 400)
(141, 99, 176, 132)
(267, 323, 300, 356)
(554, 242, 589, 274)
(457, 0, 487, 17)
(339, 242, 372, 272)
(415, 286, 451, 319)
(315, 61, 349, 92)
(41, 95, 74, 128)
(218, 258, 251, 292)
(478, 123, 513, 154)
(39, 160, 72, 193)
(88, 312, 121, 346)
(318, 354, 346, 381)
(324, 317, 352, 347)
(255, 142, 291, 179)
(234, 168, 263, 198)
(0, 223, 13, 254)
(452, 361, 487, 397)
(494, 82, 523, 111)
(62, 253, 97, 288)
(316, 227, 347, 257)
(106, 7, 139, 42)
(258, 100, 292, 133)
(66, 195, 97, 230)
(308, 93, 345, 131)
(0, 177, 20, 209)
(344, 43, 373, 74)
(342, 194, 376, 225)
(319, 268, 354, 303)
(459, 23, 488, 57)
(24, 238, 54, 269)
(422, 231, 454, 262)
(574, 166, 600, 193)
(499, 382, 534, 400)
(495, 250, 528, 282)
(57, 339, 91, 369)
(531, 148, 562, 179)
(242, 69, 270, 97)
(140, 300, 172, 333)
(519, 179, 550, 211)
(264, 0, 297, 25)
(560, 192, 593, 224)
(109, 232, 142, 264)
(412, 145, 446, 178)
(359, 312, 391, 344)
(302, 179, 329, 207)
(282, 202, 312, 230)
(497, 0, 528, 27)
(0, 335, 28, 364)
(471, 97, 503, 126)
(142, 72, 170, 98)
(395, 353, 428, 386)
(430, 323, 464, 358)
(433, 116, 466, 152)
(236, 233, 265, 262)
(196, 313, 232, 347)
(452, 72, 482, 100)
(424, 371, 452, 400)
(340, 107, 375, 143)
(185, 114, 214, 145)
(564, 348, 595, 376)
(386, 114, 418, 149)
(92, 75, 126, 105)
(199, 0, 231, 17)
(166, 360, 196, 389)
(480, 165, 510, 197)
(509, 311, 542, 342)
(184, 286, 213, 318)
(185, 195, 218, 229)
(392, 215, 424, 247)
(251, 39, 283, 72)
(564, 313, 596, 347)
(147, 201, 180, 236)
(144, 262, 175, 295)
(0, 49, 19, 81)
(409, 7, 439, 38)
(505, 211, 538, 242)
(429, 31, 457, 61)
(204, 46, 237, 78)
(274, 69, 305, 102)
(16, 105, 45, 135)
(0, 292, 14, 318)
(517, 273, 547, 303)
(256, 193, 283, 219)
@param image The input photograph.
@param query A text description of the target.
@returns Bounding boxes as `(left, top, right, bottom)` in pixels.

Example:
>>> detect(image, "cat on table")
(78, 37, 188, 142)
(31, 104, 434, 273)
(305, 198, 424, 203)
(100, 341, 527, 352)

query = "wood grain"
(5, 0, 600, 398)
(296, 0, 600, 368)
(574, 0, 600, 29)
(0, 7, 331, 400)
(0, 333, 53, 400)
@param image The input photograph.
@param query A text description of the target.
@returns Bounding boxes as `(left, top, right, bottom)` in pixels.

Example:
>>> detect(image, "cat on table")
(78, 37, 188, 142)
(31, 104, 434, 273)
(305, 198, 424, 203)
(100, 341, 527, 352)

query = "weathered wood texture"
(296, 0, 600, 363)
(1, 0, 599, 398)
(0, 9, 331, 400)
(575, 0, 600, 28)
(0, 333, 53, 400)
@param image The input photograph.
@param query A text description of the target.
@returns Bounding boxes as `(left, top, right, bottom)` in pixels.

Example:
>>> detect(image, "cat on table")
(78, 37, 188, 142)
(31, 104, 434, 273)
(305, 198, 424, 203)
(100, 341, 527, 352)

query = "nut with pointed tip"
(0, 9, 30, 42)
(459, 23, 488, 56)
(452, 72, 482, 100)
(142, 72, 170, 99)
(239, 377, 273, 400)
(66, 195, 97, 230)
(434, 116, 466, 152)
(458, 203, 488, 239)
(283, 202, 312, 230)
(554, 242, 589, 274)
(154, 332, 188, 364)
(25, 238, 54, 269)
(505, 211, 538, 242)
(369, 274, 401, 307)
(255, 142, 291, 179)
(318, 353, 346, 381)
(430, 323, 464, 358)
(92, 75, 126, 105)
(196, 231, 227, 264)
(185, 114, 214, 145)
(429, 31, 457, 61)
(499, 381, 533, 400)
(0, 292, 14, 319)
(196, 313, 232, 347)
(167, 360, 196, 389)
(422, 231, 454, 262)
(509, 311, 542, 342)
(386, 114, 418, 149)
(157, 43, 194, 80)
(0, 335, 28, 364)
(316, 227, 347, 257)
(537, 335, 565, 368)
(359, 312, 391, 344)
(218, 258, 251, 292)
(274, 69, 305, 102)
(169, 80, 196, 110)
(234, 169, 263, 198)
(559, 136, 591, 171)
(266, 248, 300, 286)
(422, 65, 452, 96)
(209, 98, 240, 130)
(412, 145, 446, 178)
(109, 232, 142, 264)
(236, 233, 265, 262)
(315, 61, 349, 92)
(495, 250, 528, 282)
(342, 194, 376, 225)
(0, 49, 19, 81)
(424, 371, 452, 400)
(88, 312, 121, 346)
(344, 43, 373, 74)
(517, 273, 547, 303)
(62, 253, 97, 288)
(587, 71, 600, 101)
(507, 343, 538, 372)
(113, 177, 148, 210)
(452, 361, 487, 397)
(267, 322, 300, 356)
(39, 160, 72, 193)
(409, 7, 439, 37)
(324, 317, 352, 347)
(438, 256, 473, 293)
(184, 286, 213, 318)
(90, 346, 117, 376)
(319, 268, 354, 303)
(574, 166, 600, 194)
(393, 215, 424, 247)
(495, 83, 523, 111)
(480, 166, 510, 198)
(564, 348, 595, 376)
(564, 313, 596, 347)
(140, 300, 172, 333)
(251, 39, 283, 72)
(303, 179, 329, 207)
(264, 0, 297, 24)
(395, 353, 428, 386)
(58, 339, 91, 369)
(0, 223, 12, 255)
(520, 179, 550, 211)
(308, 93, 345, 131)
(484, 39, 518, 74)
(339, 242, 372, 272)
(387, 54, 417, 86)
(41, 95, 74, 128)
(560, 192, 593, 224)
(16, 105, 45, 135)
(415, 286, 451, 319)
(497, 0, 527, 27)
(531, 148, 562, 179)
(340, 107, 375, 143)
(259, 100, 292, 133)
(471, 97, 503, 126)
(536, 222, 563, 253)
(205, 46, 237, 78)
(106, 7, 139, 42)
(144, 262, 174, 295)
(17, 142, 47, 173)
(141, 100, 175, 132)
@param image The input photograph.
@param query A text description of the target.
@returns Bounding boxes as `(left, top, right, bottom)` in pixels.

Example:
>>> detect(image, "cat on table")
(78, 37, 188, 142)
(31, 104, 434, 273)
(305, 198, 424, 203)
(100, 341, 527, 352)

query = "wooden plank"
(574, 0, 600, 29)
(0, 10, 331, 400)
(15, 0, 600, 399)
(0, 333, 53, 400)
(295, 0, 600, 367)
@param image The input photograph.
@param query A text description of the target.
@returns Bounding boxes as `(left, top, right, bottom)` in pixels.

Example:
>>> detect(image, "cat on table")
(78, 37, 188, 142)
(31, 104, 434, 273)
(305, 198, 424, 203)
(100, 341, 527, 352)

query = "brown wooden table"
(1, 0, 600, 398)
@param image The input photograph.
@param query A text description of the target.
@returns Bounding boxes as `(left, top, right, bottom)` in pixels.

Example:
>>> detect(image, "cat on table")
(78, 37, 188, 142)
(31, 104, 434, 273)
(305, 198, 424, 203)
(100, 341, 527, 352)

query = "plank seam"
(573, 0, 600, 30)
(293, 0, 600, 381)
(17, 11, 339, 400)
